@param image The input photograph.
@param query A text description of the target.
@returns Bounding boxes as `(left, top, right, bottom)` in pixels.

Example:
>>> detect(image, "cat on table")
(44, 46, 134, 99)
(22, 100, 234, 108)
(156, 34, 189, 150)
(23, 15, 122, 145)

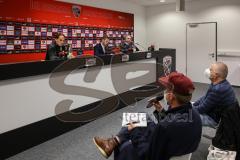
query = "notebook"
(122, 112, 147, 127)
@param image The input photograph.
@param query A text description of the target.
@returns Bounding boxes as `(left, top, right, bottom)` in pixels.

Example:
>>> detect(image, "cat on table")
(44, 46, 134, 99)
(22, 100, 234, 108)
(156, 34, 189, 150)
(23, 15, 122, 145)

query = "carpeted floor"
(6, 83, 240, 160)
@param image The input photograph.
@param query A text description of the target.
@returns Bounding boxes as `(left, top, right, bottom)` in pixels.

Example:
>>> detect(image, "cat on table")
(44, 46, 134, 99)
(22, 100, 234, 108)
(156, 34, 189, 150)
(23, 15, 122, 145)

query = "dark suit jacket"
(94, 43, 105, 56)
(46, 42, 68, 60)
(120, 42, 139, 54)
(114, 103, 202, 160)
(147, 104, 202, 160)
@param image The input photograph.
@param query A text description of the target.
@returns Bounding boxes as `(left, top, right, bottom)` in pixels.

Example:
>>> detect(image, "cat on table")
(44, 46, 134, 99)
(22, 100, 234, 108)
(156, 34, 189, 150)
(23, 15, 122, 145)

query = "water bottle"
(67, 44, 72, 59)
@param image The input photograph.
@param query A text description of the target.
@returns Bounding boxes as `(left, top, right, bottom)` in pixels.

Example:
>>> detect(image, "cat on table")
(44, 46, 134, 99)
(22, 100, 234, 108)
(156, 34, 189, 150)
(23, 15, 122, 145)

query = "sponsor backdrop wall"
(0, 0, 148, 135)
(0, 0, 134, 64)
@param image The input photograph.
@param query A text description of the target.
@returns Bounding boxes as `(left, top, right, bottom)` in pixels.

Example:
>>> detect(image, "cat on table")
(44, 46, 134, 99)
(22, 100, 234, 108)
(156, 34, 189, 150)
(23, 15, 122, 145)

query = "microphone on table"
(134, 42, 147, 51)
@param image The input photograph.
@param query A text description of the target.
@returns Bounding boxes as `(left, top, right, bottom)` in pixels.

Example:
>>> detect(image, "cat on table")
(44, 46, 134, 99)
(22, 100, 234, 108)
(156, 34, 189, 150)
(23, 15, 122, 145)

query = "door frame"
(186, 22, 218, 75)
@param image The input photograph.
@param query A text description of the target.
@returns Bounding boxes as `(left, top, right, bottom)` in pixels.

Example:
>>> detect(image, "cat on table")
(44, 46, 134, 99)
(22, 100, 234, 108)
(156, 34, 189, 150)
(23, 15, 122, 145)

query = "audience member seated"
(208, 101, 240, 160)
(94, 35, 110, 56)
(120, 35, 139, 54)
(193, 62, 237, 128)
(93, 72, 202, 160)
(46, 33, 74, 60)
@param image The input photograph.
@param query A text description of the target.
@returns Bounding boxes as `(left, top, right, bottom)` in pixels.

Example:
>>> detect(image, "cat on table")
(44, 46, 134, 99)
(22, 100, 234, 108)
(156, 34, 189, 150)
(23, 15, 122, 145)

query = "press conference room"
(0, 0, 240, 160)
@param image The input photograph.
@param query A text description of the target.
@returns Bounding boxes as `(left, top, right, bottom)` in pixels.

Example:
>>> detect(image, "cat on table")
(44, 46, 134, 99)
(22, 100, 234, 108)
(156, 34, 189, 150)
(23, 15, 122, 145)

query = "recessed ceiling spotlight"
(160, 0, 165, 2)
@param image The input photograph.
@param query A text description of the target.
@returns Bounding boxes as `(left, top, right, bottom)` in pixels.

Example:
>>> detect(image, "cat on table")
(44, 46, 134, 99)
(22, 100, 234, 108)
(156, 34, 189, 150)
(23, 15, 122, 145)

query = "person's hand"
(127, 122, 137, 131)
(67, 53, 75, 59)
(152, 101, 163, 112)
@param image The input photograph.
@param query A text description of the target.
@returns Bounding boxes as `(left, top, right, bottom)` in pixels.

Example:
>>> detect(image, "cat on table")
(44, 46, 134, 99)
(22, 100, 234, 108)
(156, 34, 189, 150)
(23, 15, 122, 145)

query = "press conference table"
(0, 50, 175, 81)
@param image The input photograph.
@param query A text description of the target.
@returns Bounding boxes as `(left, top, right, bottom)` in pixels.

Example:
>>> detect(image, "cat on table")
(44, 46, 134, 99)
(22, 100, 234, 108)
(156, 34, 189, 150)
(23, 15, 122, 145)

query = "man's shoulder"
(213, 80, 232, 92)
(97, 43, 102, 46)
(48, 43, 57, 49)
(161, 105, 201, 125)
(120, 42, 128, 47)
(94, 43, 102, 49)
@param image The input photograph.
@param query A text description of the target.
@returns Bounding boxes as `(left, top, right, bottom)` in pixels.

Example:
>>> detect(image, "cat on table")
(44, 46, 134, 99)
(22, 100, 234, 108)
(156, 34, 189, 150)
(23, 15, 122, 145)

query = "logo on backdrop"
(72, 5, 82, 18)
(49, 56, 164, 123)
(163, 56, 172, 76)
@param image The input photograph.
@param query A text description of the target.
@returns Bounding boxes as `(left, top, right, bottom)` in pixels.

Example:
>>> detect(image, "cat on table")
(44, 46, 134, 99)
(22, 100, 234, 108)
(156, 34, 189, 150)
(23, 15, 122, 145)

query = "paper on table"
(122, 113, 147, 127)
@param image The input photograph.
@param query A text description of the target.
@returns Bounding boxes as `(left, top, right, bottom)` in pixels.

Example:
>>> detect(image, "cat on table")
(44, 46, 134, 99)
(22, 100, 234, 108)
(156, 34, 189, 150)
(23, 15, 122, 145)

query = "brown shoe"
(93, 136, 119, 158)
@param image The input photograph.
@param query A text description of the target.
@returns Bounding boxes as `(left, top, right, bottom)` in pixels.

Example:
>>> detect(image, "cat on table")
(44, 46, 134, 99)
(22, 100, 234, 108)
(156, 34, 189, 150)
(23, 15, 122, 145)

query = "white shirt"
(101, 43, 105, 54)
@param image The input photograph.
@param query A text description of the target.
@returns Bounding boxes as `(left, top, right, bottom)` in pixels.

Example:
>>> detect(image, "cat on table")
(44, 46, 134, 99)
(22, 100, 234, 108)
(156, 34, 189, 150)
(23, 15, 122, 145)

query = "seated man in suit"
(93, 72, 202, 160)
(94, 35, 110, 56)
(46, 33, 74, 60)
(120, 35, 139, 54)
(193, 62, 237, 128)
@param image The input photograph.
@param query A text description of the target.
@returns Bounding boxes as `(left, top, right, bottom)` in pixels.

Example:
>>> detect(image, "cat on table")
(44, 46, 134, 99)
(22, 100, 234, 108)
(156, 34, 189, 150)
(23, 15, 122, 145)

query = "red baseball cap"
(158, 72, 195, 96)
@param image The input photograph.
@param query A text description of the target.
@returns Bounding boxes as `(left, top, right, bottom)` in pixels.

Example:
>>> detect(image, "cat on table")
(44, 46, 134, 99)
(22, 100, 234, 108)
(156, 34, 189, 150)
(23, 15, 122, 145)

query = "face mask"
(204, 68, 211, 79)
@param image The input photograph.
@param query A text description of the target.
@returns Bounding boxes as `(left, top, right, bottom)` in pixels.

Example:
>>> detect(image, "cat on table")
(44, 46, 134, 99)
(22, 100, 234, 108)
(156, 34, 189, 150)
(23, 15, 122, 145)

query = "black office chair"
(212, 102, 240, 150)
(205, 101, 240, 159)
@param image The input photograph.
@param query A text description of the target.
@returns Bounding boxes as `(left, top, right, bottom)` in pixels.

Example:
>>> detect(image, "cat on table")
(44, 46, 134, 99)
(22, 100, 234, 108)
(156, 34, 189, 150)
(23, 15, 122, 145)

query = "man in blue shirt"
(193, 62, 236, 128)
(93, 72, 202, 160)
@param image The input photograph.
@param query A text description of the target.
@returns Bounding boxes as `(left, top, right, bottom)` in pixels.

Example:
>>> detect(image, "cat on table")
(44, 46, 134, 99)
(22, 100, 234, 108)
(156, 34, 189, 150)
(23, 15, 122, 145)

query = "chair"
(202, 126, 216, 139)
(170, 153, 192, 160)
(212, 102, 240, 150)
(208, 102, 240, 159)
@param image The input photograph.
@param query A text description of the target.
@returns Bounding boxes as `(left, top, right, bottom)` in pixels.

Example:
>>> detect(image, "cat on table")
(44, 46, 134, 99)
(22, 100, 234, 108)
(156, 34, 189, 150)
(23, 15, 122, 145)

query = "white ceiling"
(123, 0, 198, 6)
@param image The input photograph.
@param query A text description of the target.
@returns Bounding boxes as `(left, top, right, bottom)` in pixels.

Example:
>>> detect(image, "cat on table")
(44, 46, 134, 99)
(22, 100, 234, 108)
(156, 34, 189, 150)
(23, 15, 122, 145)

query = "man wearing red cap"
(93, 72, 202, 160)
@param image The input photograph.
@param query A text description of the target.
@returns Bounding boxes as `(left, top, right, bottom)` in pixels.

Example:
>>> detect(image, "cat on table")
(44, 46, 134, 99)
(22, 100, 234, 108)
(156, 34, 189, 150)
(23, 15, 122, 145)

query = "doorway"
(186, 22, 217, 83)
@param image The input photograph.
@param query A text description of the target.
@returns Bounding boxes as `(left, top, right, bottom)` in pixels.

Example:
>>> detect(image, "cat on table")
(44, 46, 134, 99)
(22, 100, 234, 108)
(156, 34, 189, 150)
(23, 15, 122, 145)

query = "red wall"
(0, 0, 134, 64)
(0, 0, 133, 28)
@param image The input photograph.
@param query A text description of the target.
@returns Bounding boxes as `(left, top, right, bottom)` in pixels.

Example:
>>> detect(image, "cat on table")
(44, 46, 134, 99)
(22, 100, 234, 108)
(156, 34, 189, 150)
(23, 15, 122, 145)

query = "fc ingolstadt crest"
(72, 5, 81, 18)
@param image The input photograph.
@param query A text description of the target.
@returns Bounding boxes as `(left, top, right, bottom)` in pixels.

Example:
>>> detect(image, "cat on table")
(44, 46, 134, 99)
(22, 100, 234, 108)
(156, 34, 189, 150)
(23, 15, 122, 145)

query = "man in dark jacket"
(193, 62, 236, 127)
(93, 72, 202, 160)
(94, 35, 110, 56)
(120, 35, 139, 54)
(46, 33, 74, 60)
